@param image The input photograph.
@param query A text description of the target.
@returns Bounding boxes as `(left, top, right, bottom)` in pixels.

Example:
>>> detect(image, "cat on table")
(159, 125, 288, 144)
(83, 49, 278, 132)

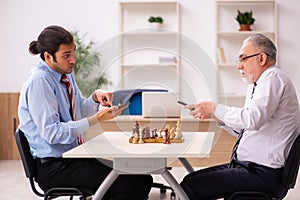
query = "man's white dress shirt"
(215, 65, 300, 168)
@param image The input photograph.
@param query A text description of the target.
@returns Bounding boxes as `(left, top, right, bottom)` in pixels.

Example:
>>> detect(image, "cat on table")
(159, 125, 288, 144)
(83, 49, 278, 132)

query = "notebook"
(142, 92, 181, 118)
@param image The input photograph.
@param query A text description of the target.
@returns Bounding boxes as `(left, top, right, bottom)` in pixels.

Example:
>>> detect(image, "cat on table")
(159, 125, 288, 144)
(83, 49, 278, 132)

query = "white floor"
(1, 160, 300, 200)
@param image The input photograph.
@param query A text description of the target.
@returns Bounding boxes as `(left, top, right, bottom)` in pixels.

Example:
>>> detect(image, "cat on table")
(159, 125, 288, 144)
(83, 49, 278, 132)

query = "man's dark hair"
(29, 25, 74, 61)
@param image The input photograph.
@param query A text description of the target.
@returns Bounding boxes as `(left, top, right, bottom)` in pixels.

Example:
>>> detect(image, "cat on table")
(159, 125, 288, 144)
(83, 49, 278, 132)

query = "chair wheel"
(160, 187, 166, 194)
(170, 192, 176, 199)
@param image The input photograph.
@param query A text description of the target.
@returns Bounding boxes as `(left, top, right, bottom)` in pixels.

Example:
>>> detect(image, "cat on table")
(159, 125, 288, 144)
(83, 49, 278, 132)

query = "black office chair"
(226, 133, 300, 200)
(15, 128, 93, 200)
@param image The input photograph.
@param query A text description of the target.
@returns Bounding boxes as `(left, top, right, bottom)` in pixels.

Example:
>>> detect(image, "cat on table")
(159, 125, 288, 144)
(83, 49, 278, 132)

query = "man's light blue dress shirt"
(18, 60, 99, 158)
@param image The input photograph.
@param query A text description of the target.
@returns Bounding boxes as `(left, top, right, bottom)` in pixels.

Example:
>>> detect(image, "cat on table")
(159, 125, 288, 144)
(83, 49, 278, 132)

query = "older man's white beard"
(240, 71, 254, 84)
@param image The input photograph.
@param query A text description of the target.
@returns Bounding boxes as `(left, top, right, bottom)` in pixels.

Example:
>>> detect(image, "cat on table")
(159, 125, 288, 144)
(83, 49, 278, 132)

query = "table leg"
(161, 169, 189, 200)
(93, 170, 119, 200)
(179, 157, 195, 173)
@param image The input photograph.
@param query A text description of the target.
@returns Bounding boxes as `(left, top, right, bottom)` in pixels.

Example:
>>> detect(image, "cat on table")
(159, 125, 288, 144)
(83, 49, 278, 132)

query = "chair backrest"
(15, 128, 37, 178)
(282, 133, 300, 189)
(15, 128, 93, 199)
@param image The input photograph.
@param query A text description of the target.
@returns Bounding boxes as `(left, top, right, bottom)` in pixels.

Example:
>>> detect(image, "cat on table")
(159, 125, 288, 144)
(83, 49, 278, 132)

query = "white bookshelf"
(118, 1, 181, 95)
(216, 0, 277, 106)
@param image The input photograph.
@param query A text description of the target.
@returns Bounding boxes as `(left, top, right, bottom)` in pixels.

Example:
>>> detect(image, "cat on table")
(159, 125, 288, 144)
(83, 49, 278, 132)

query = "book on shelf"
(217, 47, 226, 64)
(158, 56, 177, 64)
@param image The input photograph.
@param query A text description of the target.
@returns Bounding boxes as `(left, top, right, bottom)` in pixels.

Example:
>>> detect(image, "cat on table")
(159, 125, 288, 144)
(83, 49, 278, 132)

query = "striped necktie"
(228, 129, 244, 168)
(228, 82, 256, 168)
(61, 74, 84, 144)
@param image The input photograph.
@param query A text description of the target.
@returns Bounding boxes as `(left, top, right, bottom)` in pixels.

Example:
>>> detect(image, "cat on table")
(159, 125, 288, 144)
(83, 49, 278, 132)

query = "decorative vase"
(239, 24, 252, 31)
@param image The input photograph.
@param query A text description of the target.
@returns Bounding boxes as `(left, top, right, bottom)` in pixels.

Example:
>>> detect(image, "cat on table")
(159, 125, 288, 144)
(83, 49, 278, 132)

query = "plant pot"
(239, 24, 252, 31)
(150, 22, 162, 30)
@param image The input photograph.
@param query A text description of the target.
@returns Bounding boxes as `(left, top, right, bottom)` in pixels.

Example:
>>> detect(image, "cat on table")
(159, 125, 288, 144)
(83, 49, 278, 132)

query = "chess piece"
(174, 120, 182, 140)
(169, 127, 175, 140)
(135, 121, 140, 135)
(173, 130, 182, 140)
(163, 127, 171, 144)
(154, 128, 158, 138)
(165, 124, 171, 132)
(151, 128, 158, 138)
(132, 132, 139, 144)
(138, 128, 144, 144)
(144, 126, 151, 139)
(158, 129, 163, 138)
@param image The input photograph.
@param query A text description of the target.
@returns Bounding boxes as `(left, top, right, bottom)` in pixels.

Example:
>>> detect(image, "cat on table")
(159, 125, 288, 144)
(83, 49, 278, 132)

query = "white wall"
(0, 0, 299, 101)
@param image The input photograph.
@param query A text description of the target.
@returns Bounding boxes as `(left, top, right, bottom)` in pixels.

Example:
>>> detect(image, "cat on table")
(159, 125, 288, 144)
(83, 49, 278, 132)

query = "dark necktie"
(228, 129, 244, 168)
(228, 82, 256, 168)
(61, 74, 84, 144)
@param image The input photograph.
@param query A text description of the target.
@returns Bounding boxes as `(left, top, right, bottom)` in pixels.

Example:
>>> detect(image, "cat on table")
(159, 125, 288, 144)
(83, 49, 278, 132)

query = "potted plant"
(148, 16, 164, 29)
(71, 31, 111, 97)
(235, 10, 255, 31)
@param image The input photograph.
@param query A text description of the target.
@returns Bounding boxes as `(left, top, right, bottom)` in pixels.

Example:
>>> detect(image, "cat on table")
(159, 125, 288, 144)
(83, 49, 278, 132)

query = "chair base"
(152, 183, 176, 199)
(45, 187, 93, 200)
(226, 191, 273, 200)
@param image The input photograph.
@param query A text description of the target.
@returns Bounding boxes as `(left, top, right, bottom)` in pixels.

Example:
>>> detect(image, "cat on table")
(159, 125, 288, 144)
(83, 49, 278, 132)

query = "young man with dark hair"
(18, 25, 153, 200)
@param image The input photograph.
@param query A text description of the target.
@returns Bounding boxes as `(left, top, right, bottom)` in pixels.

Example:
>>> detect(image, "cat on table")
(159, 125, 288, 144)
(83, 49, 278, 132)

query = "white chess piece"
(174, 120, 182, 140)
(138, 128, 144, 144)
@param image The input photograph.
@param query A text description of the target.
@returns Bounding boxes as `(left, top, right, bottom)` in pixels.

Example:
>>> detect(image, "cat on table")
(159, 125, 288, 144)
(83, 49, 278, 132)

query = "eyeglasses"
(237, 53, 261, 63)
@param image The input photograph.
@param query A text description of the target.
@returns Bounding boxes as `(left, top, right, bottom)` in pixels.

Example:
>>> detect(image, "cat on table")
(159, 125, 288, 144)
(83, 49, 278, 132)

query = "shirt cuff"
(76, 118, 89, 134)
(88, 95, 101, 111)
(214, 104, 226, 122)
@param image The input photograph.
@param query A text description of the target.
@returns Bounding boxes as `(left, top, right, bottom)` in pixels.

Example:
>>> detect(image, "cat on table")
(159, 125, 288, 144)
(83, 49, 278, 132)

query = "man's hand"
(186, 101, 217, 120)
(87, 104, 129, 126)
(93, 89, 113, 107)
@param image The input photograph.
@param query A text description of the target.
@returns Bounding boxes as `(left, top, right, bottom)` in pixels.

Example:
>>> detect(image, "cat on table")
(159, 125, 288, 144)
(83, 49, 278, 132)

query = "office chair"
(226, 133, 300, 200)
(15, 128, 93, 200)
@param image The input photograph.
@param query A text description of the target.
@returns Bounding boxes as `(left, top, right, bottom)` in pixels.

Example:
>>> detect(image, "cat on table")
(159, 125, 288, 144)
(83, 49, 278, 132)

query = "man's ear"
(44, 52, 53, 62)
(260, 53, 267, 66)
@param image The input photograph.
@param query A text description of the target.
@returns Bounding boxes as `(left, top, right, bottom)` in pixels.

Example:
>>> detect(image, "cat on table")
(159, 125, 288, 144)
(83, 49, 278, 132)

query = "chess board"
(129, 137, 183, 143)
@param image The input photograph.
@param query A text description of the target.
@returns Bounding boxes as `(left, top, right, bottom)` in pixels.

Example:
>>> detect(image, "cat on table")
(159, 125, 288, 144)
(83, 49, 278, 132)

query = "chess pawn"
(132, 132, 139, 144)
(173, 130, 182, 140)
(153, 128, 158, 138)
(155, 128, 158, 137)
(158, 129, 163, 138)
(150, 129, 155, 139)
(138, 128, 144, 144)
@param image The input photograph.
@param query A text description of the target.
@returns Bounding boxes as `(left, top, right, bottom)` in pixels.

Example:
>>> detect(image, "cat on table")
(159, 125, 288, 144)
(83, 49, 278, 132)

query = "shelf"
(217, 31, 276, 36)
(119, 1, 180, 32)
(216, 0, 275, 4)
(119, 1, 180, 5)
(121, 63, 178, 69)
(121, 29, 178, 36)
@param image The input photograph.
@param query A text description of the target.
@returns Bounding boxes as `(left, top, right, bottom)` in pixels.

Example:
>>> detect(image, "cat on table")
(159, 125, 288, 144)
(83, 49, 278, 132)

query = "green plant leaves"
(235, 10, 255, 25)
(148, 16, 164, 24)
(72, 31, 111, 97)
